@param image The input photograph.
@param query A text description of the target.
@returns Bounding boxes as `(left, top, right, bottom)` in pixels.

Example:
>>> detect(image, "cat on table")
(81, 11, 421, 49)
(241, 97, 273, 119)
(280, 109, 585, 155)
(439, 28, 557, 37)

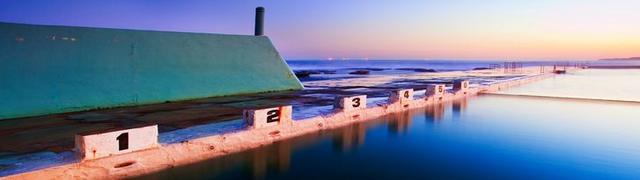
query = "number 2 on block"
(266, 109, 280, 123)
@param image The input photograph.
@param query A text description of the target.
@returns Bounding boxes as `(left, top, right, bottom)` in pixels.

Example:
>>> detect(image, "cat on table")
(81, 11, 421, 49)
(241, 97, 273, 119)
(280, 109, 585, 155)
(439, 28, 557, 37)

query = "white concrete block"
(453, 80, 470, 95)
(244, 106, 293, 129)
(426, 84, 446, 97)
(334, 95, 367, 112)
(389, 89, 413, 105)
(426, 84, 446, 103)
(75, 124, 158, 161)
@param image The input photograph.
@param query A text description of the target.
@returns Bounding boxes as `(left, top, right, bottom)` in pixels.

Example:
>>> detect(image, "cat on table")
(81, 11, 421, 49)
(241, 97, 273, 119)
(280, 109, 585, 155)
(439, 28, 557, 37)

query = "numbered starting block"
(453, 80, 470, 95)
(244, 106, 293, 129)
(426, 84, 446, 102)
(75, 124, 159, 161)
(335, 95, 367, 112)
(389, 89, 413, 106)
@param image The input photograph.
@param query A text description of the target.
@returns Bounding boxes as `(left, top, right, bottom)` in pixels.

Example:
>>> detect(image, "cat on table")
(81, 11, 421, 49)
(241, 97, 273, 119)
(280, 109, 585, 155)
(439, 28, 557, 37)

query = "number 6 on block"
(244, 106, 293, 129)
(335, 95, 367, 112)
(75, 124, 159, 161)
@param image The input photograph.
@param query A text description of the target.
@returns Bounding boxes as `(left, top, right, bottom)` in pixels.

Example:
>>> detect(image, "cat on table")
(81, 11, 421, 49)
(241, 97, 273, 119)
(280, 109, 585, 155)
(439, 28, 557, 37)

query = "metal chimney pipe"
(254, 7, 265, 36)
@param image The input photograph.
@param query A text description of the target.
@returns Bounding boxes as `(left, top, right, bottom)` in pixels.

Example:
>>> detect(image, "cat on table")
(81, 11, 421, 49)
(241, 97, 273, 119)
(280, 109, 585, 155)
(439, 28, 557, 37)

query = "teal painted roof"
(0, 22, 303, 119)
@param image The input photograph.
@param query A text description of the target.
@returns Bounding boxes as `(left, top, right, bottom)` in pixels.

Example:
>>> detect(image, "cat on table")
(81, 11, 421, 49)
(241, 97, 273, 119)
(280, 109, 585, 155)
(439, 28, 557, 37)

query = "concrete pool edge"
(3, 71, 561, 179)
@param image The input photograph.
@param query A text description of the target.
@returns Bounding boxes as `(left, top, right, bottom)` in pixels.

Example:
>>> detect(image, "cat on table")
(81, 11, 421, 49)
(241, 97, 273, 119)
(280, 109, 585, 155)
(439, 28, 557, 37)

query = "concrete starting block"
(335, 95, 367, 112)
(75, 124, 159, 161)
(426, 84, 445, 97)
(453, 80, 470, 95)
(389, 89, 413, 106)
(425, 84, 446, 103)
(244, 106, 293, 129)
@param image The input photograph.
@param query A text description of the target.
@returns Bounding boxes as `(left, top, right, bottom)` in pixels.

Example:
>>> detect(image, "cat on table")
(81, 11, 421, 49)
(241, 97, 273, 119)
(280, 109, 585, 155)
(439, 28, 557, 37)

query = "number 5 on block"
(75, 124, 159, 160)
(244, 106, 293, 129)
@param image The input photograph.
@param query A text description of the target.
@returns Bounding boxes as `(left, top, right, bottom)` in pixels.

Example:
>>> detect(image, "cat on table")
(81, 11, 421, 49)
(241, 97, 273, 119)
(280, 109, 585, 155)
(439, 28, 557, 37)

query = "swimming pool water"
(497, 69, 640, 102)
(135, 94, 640, 179)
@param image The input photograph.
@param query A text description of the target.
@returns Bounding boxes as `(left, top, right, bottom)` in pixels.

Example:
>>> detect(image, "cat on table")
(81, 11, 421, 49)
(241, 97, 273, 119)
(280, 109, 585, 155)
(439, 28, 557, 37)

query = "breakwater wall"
(5, 70, 559, 179)
(0, 22, 303, 120)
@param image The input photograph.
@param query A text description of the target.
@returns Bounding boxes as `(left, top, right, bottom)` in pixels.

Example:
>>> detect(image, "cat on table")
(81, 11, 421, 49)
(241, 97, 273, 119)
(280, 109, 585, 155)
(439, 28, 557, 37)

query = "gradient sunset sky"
(1, 0, 638, 60)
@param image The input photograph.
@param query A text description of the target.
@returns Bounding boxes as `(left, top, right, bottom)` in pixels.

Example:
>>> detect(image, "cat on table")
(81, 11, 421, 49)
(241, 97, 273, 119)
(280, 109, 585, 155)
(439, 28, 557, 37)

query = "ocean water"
(286, 59, 640, 81)
(286, 60, 640, 71)
(287, 60, 510, 71)
(135, 95, 640, 179)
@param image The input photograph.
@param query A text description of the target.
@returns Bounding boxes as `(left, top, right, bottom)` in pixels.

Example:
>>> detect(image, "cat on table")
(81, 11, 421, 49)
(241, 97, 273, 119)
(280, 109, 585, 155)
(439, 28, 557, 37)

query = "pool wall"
(0, 22, 303, 120)
(4, 69, 561, 179)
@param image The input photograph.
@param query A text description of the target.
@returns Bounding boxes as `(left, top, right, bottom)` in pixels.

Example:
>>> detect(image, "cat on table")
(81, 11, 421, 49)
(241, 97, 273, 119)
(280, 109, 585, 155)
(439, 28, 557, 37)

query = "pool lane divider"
(5, 70, 567, 179)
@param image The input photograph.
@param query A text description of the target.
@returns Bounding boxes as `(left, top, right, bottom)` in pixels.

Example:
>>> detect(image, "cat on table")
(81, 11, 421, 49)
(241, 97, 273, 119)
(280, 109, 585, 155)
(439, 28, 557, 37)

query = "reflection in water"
(332, 122, 367, 152)
(388, 111, 412, 135)
(134, 93, 640, 179)
(277, 142, 291, 172)
(452, 97, 468, 118)
(425, 102, 446, 123)
(252, 147, 267, 179)
(252, 141, 291, 179)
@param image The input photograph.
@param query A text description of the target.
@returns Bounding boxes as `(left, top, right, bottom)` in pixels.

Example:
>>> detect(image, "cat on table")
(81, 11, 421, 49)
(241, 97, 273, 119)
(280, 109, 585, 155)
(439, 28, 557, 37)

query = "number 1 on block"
(75, 124, 158, 160)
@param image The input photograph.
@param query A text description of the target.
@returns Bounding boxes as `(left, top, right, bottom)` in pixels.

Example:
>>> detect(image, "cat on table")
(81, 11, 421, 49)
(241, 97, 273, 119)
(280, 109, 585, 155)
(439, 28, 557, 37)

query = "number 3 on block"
(352, 98, 361, 107)
(335, 95, 367, 111)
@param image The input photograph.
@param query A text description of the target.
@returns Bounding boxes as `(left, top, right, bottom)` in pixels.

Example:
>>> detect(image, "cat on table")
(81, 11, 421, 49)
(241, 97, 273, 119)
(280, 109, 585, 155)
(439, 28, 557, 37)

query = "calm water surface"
(136, 95, 640, 179)
(499, 69, 640, 102)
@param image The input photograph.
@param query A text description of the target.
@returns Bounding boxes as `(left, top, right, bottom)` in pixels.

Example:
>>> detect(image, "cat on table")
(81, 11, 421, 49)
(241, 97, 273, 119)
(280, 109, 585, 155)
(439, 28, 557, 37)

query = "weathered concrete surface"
(0, 22, 302, 120)
(3, 67, 569, 179)
(0, 68, 541, 156)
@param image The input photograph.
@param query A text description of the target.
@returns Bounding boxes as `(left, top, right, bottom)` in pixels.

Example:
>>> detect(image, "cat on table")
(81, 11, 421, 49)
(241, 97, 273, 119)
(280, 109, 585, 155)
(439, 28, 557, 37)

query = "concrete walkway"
(0, 68, 535, 155)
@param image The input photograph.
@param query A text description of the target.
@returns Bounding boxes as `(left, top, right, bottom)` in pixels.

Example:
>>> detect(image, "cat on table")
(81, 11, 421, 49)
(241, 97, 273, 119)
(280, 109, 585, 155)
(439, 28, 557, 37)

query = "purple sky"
(1, 0, 639, 60)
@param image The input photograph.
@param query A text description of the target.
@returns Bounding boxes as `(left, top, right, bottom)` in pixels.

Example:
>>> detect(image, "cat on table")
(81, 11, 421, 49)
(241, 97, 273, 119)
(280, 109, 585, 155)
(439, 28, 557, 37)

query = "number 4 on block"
(389, 89, 413, 105)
